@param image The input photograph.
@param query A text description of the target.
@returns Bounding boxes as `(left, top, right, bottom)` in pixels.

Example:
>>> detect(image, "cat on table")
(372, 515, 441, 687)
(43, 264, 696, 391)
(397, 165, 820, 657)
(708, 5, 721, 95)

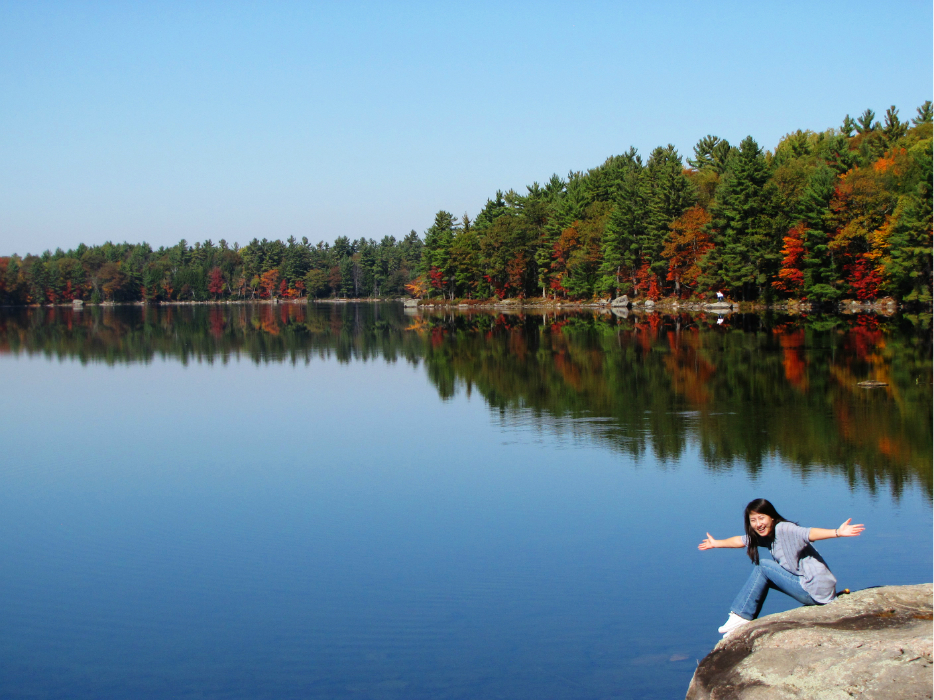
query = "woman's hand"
(698, 533, 718, 550)
(837, 518, 865, 537)
(809, 519, 866, 541)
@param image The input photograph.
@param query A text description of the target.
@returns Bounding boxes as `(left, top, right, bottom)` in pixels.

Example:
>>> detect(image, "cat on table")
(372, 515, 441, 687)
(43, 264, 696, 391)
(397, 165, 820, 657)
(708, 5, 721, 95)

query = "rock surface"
(686, 584, 933, 700)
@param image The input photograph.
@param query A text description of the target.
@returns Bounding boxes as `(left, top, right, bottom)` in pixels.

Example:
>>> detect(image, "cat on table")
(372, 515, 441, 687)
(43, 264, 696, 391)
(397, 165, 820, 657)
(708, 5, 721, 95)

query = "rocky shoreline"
(406, 294, 903, 316)
(686, 584, 933, 700)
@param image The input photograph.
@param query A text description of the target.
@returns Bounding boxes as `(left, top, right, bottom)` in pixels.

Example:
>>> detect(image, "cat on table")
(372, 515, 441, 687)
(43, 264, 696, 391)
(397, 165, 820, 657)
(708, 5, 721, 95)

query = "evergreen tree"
(882, 106, 908, 143)
(688, 136, 733, 173)
(855, 109, 876, 134)
(421, 211, 459, 298)
(912, 101, 933, 126)
(840, 115, 856, 137)
(701, 136, 772, 300)
(883, 149, 933, 302)
(798, 165, 841, 302)
(597, 164, 646, 296)
(644, 145, 696, 283)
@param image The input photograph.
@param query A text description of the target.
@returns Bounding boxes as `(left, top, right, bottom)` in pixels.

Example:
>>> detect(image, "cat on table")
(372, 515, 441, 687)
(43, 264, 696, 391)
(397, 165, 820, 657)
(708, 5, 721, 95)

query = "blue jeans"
(731, 559, 818, 620)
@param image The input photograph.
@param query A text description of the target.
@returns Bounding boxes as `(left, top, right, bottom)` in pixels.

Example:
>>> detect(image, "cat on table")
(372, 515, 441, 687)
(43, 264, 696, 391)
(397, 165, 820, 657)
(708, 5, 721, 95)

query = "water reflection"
(1, 302, 930, 497)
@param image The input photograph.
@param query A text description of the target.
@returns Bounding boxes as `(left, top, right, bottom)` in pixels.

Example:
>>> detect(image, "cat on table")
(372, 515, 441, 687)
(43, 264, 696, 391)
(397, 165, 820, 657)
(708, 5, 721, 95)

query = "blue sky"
(1, 1, 931, 256)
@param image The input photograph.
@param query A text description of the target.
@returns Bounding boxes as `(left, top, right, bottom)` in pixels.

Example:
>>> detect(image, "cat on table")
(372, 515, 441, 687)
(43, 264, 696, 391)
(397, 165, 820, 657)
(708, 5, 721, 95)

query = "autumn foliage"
(773, 224, 806, 295)
(663, 206, 712, 295)
(259, 269, 280, 299)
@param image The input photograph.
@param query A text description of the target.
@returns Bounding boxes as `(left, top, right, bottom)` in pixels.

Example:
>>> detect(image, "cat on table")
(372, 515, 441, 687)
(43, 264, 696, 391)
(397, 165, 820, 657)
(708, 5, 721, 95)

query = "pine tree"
(798, 165, 840, 302)
(420, 211, 459, 298)
(856, 109, 876, 134)
(840, 115, 856, 137)
(882, 150, 933, 302)
(701, 136, 772, 300)
(882, 106, 908, 143)
(912, 101, 933, 126)
(597, 165, 646, 296)
(688, 136, 733, 173)
(644, 145, 696, 285)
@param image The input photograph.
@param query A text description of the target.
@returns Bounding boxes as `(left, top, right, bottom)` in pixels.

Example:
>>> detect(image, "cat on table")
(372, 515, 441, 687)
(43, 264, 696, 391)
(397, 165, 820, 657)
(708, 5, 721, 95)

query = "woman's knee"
(757, 559, 783, 574)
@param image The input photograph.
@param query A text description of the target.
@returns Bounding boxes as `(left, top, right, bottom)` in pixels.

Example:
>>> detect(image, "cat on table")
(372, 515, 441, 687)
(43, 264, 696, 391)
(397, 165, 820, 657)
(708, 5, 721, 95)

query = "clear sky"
(1, 0, 931, 256)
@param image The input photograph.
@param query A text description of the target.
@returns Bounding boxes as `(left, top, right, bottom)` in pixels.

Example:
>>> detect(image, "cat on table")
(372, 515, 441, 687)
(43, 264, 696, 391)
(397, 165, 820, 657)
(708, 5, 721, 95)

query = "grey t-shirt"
(743, 521, 838, 603)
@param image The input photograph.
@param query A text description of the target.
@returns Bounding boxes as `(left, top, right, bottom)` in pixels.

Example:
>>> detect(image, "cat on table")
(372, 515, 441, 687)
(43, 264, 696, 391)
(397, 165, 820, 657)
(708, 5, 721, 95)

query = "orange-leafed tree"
(405, 274, 429, 299)
(259, 269, 280, 299)
(827, 151, 904, 298)
(662, 206, 712, 296)
(772, 223, 806, 296)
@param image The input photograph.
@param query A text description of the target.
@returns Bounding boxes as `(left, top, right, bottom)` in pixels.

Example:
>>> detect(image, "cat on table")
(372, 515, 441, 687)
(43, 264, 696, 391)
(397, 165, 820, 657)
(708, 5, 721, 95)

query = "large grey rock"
(686, 584, 933, 700)
(611, 295, 629, 307)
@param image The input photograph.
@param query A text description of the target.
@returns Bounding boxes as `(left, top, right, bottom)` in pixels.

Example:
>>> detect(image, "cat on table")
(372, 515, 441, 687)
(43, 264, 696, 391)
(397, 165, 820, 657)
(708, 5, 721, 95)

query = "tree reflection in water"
(1, 302, 930, 498)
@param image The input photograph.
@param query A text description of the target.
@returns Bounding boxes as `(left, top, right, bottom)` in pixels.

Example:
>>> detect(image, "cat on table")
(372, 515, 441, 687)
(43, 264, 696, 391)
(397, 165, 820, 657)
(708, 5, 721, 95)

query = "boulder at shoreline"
(686, 584, 933, 700)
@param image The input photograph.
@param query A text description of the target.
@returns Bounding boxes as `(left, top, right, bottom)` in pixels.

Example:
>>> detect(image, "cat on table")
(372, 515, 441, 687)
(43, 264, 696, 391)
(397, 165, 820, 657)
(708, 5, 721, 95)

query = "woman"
(698, 498, 864, 637)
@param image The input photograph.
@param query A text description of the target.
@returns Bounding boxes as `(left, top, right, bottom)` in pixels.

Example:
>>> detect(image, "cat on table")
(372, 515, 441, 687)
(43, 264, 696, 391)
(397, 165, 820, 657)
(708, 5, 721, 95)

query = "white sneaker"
(717, 612, 750, 636)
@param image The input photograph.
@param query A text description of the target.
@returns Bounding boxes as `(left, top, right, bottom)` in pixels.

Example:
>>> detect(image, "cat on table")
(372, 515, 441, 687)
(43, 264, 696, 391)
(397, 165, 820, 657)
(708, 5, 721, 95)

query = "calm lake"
(0, 303, 930, 700)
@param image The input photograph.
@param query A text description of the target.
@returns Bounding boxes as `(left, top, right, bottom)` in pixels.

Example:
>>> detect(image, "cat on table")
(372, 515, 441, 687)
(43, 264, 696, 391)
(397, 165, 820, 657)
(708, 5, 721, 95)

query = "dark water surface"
(0, 303, 930, 699)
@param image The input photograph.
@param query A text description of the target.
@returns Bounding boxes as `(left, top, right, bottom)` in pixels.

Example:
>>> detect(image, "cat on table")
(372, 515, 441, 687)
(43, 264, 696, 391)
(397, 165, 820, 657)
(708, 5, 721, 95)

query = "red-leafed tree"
(844, 255, 884, 300)
(634, 260, 661, 300)
(505, 252, 529, 298)
(208, 267, 225, 300)
(428, 266, 444, 292)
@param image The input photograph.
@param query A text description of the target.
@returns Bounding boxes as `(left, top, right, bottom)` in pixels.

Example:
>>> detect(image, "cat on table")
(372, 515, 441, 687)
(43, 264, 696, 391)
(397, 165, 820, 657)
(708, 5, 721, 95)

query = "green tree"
(881, 147, 933, 302)
(912, 101, 933, 126)
(856, 108, 877, 134)
(643, 145, 696, 286)
(597, 161, 646, 297)
(421, 211, 459, 298)
(701, 136, 773, 299)
(798, 165, 841, 302)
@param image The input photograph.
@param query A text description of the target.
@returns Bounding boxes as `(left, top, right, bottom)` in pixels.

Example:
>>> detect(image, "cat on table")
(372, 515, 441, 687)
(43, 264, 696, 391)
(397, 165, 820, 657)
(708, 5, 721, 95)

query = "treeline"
(0, 233, 423, 305)
(0, 103, 931, 306)
(418, 102, 933, 304)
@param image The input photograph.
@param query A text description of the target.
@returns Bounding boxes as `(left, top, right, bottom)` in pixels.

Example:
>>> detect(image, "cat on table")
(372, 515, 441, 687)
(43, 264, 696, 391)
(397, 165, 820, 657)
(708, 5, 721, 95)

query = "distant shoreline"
(1, 296, 908, 316)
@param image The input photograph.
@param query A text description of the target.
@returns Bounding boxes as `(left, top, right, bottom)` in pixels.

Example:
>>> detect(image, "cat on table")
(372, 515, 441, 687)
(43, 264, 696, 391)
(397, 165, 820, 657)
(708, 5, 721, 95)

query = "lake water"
(0, 303, 930, 699)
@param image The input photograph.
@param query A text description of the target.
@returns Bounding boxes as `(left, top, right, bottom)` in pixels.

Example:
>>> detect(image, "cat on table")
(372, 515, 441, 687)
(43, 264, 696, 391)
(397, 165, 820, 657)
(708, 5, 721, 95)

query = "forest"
(1, 103, 931, 306)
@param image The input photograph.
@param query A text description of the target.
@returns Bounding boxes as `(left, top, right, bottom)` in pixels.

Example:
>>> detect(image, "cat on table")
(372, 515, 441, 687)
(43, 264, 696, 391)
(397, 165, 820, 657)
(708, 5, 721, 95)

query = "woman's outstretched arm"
(698, 533, 745, 550)
(809, 518, 865, 542)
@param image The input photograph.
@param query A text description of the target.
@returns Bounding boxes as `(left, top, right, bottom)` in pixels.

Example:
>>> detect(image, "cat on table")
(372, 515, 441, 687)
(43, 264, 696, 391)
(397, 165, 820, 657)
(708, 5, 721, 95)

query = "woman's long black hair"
(744, 498, 789, 564)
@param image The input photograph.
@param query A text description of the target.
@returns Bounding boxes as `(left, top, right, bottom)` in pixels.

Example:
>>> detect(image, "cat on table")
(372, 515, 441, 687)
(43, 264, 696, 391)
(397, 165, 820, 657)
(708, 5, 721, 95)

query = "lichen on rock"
(686, 584, 933, 700)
